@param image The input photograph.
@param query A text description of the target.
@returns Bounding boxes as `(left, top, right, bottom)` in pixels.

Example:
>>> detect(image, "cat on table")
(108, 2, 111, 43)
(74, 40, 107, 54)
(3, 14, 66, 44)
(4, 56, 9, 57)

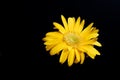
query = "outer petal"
(59, 49, 69, 64)
(74, 17, 81, 33)
(53, 22, 66, 34)
(45, 45, 55, 51)
(89, 46, 101, 55)
(80, 38, 98, 46)
(80, 23, 94, 36)
(82, 45, 100, 59)
(61, 15, 68, 31)
(50, 42, 66, 55)
(44, 40, 61, 45)
(87, 33, 99, 39)
(45, 32, 63, 39)
(83, 23, 94, 33)
(68, 17, 75, 32)
(79, 19, 85, 33)
(74, 49, 80, 63)
(68, 49, 75, 66)
(80, 52, 85, 64)
(93, 41, 102, 47)
(91, 28, 99, 33)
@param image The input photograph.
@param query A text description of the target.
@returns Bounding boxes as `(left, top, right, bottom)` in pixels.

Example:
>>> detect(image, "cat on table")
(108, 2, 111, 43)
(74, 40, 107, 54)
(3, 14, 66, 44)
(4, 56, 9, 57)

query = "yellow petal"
(43, 36, 61, 42)
(84, 22, 94, 32)
(91, 27, 99, 33)
(93, 41, 102, 47)
(80, 52, 85, 64)
(89, 46, 101, 55)
(68, 17, 75, 32)
(61, 15, 68, 31)
(68, 49, 75, 66)
(81, 38, 98, 46)
(50, 42, 66, 55)
(81, 22, 94, 35)
(45, 45, 55, 51)
(67, 45, 72, 51)
(75, 17, 81, 27)
(59, 49, 69, 64)
(87, 33, 99, 39)
(74, 58, 79, 63)
(82, 45, 100, 59)
(74, 17, 81, 33)
(42, 37, 54, 41)
(44, 39, 61, 45)
(46, 32, 63, 39)
(53, 22, 65, 34)
(74, 49, 80, 63)
(79, 19, 85, 32)
(87, 52, 96, 59)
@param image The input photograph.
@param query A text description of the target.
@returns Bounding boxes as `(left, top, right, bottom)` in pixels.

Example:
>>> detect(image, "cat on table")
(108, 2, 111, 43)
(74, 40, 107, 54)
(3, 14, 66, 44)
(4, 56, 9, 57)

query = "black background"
(0, 0, 120, 79)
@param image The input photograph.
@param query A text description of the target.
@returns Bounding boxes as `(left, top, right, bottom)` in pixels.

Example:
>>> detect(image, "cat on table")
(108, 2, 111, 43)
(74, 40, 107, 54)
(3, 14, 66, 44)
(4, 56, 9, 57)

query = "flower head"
(43, 15, 102, 67)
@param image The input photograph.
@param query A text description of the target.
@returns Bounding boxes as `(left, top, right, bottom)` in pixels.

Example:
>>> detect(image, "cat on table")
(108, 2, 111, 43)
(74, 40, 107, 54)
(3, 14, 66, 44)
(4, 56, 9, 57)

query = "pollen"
(64, 33, 80, 46)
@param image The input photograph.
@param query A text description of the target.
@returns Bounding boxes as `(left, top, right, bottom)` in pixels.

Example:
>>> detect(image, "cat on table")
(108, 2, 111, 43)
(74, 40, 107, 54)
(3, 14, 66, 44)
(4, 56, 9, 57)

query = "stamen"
(64, 33, 80, 46)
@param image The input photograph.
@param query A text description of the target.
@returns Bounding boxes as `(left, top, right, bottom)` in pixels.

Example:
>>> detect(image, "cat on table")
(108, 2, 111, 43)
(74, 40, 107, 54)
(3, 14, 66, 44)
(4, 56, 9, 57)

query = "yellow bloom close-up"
(43, 15, 102, 67)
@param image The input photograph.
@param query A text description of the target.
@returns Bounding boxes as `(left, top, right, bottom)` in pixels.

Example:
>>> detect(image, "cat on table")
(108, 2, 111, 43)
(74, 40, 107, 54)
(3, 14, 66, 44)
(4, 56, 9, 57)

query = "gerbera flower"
(43, 15, 102, 67)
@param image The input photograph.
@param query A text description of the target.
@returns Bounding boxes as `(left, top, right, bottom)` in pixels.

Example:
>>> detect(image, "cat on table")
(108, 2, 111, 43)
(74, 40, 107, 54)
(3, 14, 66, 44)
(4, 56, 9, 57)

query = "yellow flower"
(43, 15, 102, 67)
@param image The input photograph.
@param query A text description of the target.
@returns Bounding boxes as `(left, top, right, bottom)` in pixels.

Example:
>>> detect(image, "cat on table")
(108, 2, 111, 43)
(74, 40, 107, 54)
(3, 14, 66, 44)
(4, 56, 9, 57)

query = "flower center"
(64, 33, 80, 46)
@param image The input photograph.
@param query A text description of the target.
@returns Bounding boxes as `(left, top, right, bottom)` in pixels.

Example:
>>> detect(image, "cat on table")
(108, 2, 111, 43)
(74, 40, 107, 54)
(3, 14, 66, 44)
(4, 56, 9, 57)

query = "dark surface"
(1, 0, 120, 79)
